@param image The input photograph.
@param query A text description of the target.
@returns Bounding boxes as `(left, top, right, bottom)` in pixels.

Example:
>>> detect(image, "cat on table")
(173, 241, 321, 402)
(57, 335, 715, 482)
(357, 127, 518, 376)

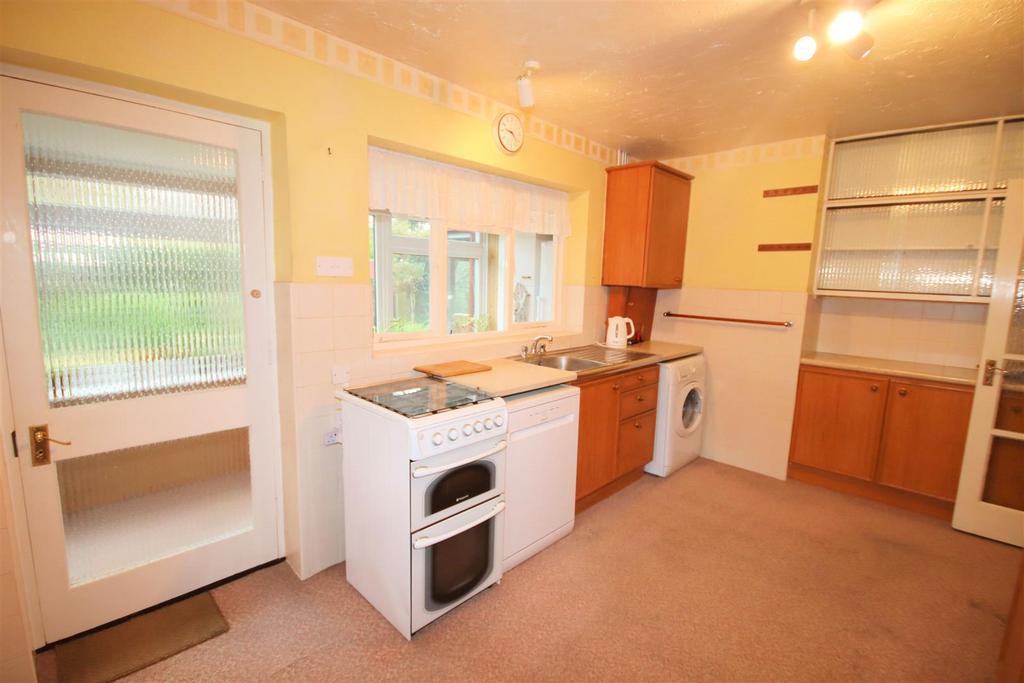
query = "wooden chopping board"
(414, 360, 492, 378)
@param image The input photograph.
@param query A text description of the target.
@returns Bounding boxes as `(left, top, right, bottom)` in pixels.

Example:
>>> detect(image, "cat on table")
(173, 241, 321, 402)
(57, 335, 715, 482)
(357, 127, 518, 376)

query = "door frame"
(0, 63, 282, 648)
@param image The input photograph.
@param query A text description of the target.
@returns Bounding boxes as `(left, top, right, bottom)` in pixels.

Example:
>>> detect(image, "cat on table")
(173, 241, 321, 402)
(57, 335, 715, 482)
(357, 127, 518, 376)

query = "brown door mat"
(54, 592, 228, 683)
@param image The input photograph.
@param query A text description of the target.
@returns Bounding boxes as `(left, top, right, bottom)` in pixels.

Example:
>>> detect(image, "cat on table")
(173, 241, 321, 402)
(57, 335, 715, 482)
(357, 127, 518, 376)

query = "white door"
(0, 76, 280, 641)
(954, 180, 1024, 547)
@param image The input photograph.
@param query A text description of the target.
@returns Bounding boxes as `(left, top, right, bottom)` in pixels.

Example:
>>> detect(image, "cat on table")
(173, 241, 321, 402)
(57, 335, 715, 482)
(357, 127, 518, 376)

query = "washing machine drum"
(673, 382, 704, 437)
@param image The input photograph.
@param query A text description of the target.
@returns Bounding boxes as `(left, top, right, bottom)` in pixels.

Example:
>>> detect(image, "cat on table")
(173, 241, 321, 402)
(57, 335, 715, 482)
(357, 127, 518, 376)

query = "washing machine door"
(673, 381, 704, 437)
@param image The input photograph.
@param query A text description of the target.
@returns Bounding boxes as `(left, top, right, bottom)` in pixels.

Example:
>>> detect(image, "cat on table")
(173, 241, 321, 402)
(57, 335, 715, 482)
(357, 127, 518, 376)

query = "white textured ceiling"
(253, 0, 1024, 158)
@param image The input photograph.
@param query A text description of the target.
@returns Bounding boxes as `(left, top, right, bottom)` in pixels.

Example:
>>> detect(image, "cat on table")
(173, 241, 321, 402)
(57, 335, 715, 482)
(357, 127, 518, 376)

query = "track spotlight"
(793, 6, 818, 62)
(827, 9, 864, 44)
(793, 35, 817, 61)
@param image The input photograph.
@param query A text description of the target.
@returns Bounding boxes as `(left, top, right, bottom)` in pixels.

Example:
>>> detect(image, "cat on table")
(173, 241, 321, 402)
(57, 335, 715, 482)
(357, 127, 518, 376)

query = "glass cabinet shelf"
(815, 117, 1020, 302)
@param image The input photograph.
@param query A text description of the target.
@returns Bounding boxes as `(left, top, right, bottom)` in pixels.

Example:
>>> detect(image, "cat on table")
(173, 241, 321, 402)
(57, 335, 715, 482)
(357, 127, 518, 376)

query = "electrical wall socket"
(315, 256, 353, 277)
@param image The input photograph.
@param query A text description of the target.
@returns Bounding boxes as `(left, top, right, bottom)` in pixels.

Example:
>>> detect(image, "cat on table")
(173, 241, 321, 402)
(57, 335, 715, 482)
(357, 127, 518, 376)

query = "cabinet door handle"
(898, 388, 908, 397)
(612, 384, 620, 391)
(634, 421, 641, 429)
(870, 384, 879, 392)
(636, 395, 645, 402)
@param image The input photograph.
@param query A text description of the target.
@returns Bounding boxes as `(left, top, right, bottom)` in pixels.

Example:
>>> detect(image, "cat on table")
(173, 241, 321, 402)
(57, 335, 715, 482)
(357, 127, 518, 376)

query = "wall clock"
(494, 112, 525, 154)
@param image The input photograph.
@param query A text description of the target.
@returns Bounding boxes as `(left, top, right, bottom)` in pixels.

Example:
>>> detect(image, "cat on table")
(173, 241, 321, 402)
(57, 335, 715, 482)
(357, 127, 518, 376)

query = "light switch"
(316, 256, 353, 277)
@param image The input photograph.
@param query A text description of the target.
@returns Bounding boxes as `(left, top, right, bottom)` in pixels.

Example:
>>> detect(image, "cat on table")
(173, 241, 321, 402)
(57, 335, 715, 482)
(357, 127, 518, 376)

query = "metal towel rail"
(662, 312, 793, 328)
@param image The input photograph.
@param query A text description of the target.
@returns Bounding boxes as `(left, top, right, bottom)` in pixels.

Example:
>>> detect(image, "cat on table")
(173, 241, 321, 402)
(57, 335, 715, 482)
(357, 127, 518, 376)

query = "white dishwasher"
(503, 384, 581, 570)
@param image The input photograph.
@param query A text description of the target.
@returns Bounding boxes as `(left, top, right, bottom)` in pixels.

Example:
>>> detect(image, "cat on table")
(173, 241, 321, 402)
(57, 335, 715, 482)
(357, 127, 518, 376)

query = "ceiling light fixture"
(793, 35, 817, 61)
(792, 7, 817, 62)
(827, 8, 864, 44)
(516, 60, 541, 109)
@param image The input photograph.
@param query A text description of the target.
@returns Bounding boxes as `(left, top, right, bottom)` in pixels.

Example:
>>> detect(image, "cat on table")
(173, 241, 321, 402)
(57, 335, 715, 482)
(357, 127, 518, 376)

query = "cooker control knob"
(462, 424, 473, 436)
(473, 420, 484, 433)
(431, 432, 444, 446)
(484, 418, 494, 430)
(447, 428, 459, 441)
(494, 414, 505, 427)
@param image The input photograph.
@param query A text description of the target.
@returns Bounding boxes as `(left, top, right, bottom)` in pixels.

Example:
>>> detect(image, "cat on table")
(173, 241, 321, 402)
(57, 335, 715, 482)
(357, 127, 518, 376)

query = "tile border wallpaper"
(147, 0, 616, 165)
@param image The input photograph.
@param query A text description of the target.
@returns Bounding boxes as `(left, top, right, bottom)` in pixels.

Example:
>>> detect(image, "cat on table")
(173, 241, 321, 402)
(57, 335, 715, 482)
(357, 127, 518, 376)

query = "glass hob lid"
(346, 377, 495, 418)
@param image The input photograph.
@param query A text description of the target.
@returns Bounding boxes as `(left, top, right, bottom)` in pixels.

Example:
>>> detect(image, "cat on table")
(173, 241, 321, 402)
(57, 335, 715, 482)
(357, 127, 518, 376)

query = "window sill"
(371, 325, 584, 358)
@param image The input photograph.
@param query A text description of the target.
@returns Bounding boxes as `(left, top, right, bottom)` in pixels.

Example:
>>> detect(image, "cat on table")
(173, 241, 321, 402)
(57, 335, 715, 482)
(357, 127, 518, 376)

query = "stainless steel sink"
(514, 344, 656, 374)
(527, 355, 606, 371)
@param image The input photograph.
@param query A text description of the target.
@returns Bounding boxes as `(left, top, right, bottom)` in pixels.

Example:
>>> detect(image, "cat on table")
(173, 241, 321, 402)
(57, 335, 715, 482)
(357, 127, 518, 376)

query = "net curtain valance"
(368, 146, 571, 236)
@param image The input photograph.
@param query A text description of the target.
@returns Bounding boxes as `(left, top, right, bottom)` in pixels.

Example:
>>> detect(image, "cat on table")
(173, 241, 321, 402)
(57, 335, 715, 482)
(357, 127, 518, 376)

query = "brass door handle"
(612, 384, 620, 391)
(28, 425, 70, 466)
(870, 385, 879, 392)
(898, 388, 908, 397)
(634, 421, 641, 429)
(33, 431, 71, 446)
(636, 395, 645, 402)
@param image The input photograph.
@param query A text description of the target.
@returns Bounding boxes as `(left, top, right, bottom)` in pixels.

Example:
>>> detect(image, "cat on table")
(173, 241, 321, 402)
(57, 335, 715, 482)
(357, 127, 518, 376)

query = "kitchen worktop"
(801, 351, 977, 387)
(451, 341, 704, 396)
(447, 358, 576, 397)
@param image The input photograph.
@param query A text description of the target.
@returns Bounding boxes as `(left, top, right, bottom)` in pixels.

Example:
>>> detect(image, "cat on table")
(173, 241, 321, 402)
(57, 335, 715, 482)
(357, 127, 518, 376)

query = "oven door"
(411, 496, 504, 633)
(410, 438, 505, 531)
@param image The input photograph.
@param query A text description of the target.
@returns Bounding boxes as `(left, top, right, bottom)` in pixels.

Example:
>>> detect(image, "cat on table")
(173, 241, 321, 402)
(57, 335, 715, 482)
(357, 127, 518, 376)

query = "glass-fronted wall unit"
(815, 117, 1023, 301)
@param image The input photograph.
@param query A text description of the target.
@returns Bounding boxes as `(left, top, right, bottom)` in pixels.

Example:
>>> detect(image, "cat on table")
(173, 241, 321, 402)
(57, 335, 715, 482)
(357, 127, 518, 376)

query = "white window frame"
(370, 211, 564, 346)
(814, 114, 1023, 303)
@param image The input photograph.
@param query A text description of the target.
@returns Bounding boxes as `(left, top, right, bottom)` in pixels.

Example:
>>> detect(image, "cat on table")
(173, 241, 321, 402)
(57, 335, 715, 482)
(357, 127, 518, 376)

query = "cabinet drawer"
(622, 367, 659, 389)
(620, 384, 658, 420)
(616, 410, 657, 476)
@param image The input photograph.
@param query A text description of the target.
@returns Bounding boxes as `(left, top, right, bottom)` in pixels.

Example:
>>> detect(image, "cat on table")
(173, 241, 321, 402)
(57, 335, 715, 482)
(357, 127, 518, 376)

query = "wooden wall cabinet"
(602, 161, 693, 289)
(788, 365, 973, 519)
(574, 367, 660, 510)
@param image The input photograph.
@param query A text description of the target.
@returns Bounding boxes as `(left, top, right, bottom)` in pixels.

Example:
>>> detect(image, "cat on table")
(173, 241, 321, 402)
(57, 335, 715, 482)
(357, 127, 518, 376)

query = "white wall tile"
(333, 316, 373, 350)
(293, 350, 333, 388)
(652, 286, 806, 480)
(333, 283, 372, 318)
(291, 283, 333, 318)
(814, 297, 985, 367)
(291, 317, 333, 353)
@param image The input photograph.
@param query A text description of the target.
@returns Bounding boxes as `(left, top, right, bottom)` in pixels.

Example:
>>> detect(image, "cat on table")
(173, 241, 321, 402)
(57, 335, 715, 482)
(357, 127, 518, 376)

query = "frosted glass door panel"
(995, 120, 1024, 189)
(818, 201, 985, 294)
(978, 199, 1005, 296)
(56, 428, 252, 585)
(22, 113, 246, 407)
(829, 124, 997, 199)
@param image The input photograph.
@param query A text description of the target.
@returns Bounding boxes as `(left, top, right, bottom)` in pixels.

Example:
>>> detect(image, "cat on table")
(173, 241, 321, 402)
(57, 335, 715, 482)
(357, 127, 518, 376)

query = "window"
(369, 213, 431, 333)
(448, 231, 505, 334)
(513, 233, 555, 323)
(368, 147, 570, 342)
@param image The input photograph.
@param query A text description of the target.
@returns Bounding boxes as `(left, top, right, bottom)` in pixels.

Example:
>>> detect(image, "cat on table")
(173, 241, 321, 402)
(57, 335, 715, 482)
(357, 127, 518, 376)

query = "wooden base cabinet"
(788, 365, 973, 519)
(876, 379, 973, 500)
(574, 367, 659, 511)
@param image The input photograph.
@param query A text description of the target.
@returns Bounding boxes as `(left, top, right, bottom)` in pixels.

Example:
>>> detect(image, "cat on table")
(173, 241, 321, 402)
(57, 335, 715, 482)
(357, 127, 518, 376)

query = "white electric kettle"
(605, 316, 636, 348)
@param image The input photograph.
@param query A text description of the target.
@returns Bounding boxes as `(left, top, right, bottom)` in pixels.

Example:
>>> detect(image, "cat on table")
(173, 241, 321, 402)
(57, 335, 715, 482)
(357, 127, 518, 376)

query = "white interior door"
(954, 180, 1024, 547)
(0, 76, 280, 641)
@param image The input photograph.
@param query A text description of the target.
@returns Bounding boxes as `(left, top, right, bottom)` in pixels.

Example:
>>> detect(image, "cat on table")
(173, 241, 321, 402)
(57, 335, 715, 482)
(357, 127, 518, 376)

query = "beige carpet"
(53, 593, 227, 683)
(37, 459, 1022, 682)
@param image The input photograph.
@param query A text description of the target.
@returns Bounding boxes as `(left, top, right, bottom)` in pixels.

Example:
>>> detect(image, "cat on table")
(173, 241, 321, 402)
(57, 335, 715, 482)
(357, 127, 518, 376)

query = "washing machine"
(645, 354, 706, 477)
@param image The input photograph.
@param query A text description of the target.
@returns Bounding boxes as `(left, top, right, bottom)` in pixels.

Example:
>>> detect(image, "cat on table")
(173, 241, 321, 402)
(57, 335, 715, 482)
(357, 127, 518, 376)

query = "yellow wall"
(0, 0, 608, 286)
(664, 136, 826, 292)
